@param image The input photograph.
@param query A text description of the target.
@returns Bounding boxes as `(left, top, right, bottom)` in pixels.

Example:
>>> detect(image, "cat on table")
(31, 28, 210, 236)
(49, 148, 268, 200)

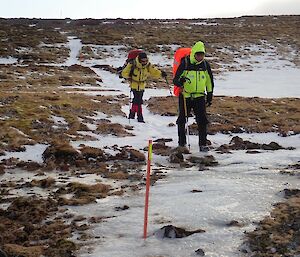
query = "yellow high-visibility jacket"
(173, 41, 214, 98)
(122, 57, 162, 91)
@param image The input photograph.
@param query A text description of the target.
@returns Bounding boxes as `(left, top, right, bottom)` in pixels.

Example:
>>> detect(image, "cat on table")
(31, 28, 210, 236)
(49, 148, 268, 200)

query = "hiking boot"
(176, 145, 189, 154)
(128, 111, 135, 119)
(137, 115, 145, 123)
(199, 145, 209, 152)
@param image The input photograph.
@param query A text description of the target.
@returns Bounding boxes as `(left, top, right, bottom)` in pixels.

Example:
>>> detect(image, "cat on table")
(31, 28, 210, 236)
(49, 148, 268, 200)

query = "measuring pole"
(143, 139, 153, 239)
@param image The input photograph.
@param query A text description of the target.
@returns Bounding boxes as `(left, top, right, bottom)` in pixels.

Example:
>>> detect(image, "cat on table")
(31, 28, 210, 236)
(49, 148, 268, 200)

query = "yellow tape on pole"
(148, 140, 153, 160)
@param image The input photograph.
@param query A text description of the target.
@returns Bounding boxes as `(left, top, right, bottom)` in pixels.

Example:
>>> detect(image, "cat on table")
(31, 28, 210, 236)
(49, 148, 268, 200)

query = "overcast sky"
(1, 0, 300, 19)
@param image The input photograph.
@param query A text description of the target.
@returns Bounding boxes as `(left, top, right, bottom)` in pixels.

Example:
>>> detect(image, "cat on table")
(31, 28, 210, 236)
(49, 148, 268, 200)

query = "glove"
(206, 92, 213, 106)
(161, 70, 167, 78)
(178, 77, 186, 87)
(116, 66, 123, 72)
(117, 66, 124, 78)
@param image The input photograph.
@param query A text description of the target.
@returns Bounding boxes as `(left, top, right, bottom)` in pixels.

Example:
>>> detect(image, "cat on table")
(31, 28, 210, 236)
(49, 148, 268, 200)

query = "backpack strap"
(145, 62, 150, 73)
(183, 55, 189, 77)
(184, 56, 188, 70)
(129, 59, 136, 78)
(203, 60, 207, 70)
(129, 60, 151, 79)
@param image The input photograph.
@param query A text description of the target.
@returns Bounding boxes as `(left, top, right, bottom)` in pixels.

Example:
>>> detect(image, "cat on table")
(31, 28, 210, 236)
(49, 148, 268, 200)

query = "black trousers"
(131, 89, 144, 105)
(176, 95, 208, 146)
(129, 89, 144, 117)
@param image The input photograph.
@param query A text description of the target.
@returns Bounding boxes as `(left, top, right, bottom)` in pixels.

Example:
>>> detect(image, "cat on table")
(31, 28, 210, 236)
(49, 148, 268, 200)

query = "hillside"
(0, 16, 299, 257)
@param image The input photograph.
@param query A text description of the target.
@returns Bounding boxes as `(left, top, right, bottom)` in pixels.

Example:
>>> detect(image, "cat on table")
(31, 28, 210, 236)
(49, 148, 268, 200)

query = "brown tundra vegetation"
(0, 16, 299, 257)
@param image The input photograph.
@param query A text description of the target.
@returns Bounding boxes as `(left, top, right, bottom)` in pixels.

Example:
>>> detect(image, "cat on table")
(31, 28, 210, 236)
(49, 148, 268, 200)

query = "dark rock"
(169, 151, 184, 163)
(261, 141, 283, 150)
(286, 146, 296, 150)
(195, 248, 205, 256)
(230, 136, 260, 150)
(227, 220, 244, 227)
(191, 189, 203, 193)
(92, 64, 116, 73)
(114, 205, 129, 211)
(220, 136, 286, 152)
(155, 225, 205, 239)
(216, 145, 232, 154)
(230, 136, 244, 146)
(151, 142, 172, 156)
(187, 155, 218, 166)
(169, 146, 189, 163)
(282, 188, 300, 198)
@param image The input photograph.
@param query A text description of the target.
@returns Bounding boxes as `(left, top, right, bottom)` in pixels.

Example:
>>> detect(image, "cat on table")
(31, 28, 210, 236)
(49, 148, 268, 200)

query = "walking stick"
(129, 88, 132, 124)
(182, 94, 191, 150)
(165, 77, 173, 97)
(164, 77, 178, 113)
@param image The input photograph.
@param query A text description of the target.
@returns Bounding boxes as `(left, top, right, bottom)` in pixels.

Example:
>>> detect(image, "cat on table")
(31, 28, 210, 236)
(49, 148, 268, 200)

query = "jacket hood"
(190, 41, 206, 64)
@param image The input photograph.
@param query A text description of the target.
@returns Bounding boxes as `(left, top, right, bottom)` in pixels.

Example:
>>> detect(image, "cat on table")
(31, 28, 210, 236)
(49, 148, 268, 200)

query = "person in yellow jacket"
(122, 52, 167, 123)
(173, 41, 214, 151)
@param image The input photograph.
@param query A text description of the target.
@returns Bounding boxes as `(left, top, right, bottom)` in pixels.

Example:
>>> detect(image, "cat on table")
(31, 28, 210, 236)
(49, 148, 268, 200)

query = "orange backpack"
(173, 48, 191, 96)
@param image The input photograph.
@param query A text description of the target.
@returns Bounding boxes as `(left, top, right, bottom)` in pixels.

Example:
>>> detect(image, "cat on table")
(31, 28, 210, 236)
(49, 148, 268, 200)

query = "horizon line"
(1, 13, 299, 20)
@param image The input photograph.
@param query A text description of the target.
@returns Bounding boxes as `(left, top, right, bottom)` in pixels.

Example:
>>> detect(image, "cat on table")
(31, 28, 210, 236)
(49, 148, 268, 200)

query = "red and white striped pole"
(143, 139, 153, 239)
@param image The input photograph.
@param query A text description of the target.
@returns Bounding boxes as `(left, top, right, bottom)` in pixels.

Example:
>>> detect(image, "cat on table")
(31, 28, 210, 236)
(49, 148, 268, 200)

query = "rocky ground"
(0, 16, 299, 257)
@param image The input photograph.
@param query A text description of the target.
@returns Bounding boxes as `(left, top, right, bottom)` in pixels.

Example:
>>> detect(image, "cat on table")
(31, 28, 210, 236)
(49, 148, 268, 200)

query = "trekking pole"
(129, 89, 132, 124)
(183, 95, 191, 150)
(164, 77, 178, 113)
(165, 77, 173, 97)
